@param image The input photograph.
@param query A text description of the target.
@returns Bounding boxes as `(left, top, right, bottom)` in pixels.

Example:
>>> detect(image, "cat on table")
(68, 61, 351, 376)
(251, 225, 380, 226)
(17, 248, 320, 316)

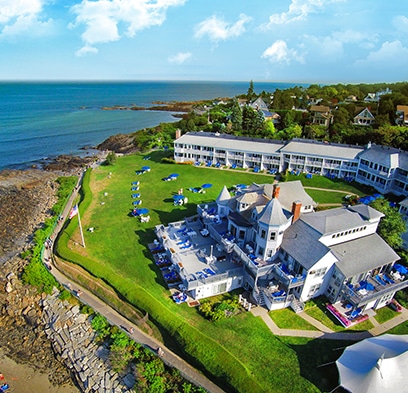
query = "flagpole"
(77, 208, 86, 248)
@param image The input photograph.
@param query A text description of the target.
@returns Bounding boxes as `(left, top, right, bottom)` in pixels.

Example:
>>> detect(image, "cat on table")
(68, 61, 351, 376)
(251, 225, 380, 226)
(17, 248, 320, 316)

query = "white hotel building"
(173, 132, 408, 197)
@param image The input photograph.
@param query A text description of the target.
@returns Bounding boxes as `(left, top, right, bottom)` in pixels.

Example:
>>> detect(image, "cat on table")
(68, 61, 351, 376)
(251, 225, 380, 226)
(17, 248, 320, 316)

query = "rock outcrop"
(42, 290, 136, 392)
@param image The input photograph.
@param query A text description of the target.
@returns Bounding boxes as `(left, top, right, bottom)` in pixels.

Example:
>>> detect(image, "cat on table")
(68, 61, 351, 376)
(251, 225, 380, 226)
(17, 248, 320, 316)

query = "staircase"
(290, 298, 305, 313)
(256, 290, 266, 307)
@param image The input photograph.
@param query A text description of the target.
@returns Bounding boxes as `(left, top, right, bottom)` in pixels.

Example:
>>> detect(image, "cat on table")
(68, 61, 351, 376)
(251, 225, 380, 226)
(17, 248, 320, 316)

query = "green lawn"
(270, 309, 318, 331)
(56, 151, 401, 393)
(374, 305, 400, 323)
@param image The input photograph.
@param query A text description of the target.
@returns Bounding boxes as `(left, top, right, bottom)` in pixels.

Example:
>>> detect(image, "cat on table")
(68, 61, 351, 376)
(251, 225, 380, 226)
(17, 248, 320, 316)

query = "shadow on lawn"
(284, 337, 352, 393)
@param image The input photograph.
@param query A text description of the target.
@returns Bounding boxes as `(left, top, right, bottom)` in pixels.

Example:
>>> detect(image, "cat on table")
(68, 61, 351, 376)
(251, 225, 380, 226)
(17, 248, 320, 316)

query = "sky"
(1, 0, 408, 83)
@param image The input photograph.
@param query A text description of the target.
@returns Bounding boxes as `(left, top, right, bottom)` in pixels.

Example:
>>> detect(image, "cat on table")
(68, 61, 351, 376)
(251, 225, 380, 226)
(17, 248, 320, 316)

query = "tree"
(370, 199, 406, 249)
(242, 106, 265, 136)
(230, 99, 243, 132)
(105, 152, 117, 166)
(246, 80, 256, 103)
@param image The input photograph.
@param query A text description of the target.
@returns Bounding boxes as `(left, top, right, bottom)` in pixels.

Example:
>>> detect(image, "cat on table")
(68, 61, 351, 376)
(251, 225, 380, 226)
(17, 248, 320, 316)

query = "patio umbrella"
(135, 208, 149, 216)
(169, 173, 179, 178)
(336, 334, 408, 393)
(173, 195, 185, 201)
(201, 183, 212, 189)
(236, 184, 247, 189)
(142, 166, 150, 171)
(394, 263, 408, 274)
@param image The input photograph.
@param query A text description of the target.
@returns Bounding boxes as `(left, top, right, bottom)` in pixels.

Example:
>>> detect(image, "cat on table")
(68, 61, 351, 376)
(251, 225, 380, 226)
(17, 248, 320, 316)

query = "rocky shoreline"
(0, 154, 106, 392)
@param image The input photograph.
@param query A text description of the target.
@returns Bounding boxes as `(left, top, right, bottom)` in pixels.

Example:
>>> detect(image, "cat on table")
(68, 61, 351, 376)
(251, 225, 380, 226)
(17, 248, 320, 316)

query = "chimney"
(292, 201, 302, 223)
(175, 129, 182, 139)
(272, 184, 280, 199)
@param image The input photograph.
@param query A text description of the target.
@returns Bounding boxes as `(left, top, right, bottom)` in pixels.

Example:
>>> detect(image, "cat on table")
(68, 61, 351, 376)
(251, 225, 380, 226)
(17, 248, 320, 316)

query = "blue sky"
(1, 0, 407, 83)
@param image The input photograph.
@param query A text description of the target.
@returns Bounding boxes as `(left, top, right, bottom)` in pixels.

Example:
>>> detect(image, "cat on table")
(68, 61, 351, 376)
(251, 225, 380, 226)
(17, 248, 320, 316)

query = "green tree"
(246, 80, 256, 103)
(371, 199, 406, 249)
(242, 106, 264, 136)
(105, 152, 117, 165)
(230, 99, 243, 132)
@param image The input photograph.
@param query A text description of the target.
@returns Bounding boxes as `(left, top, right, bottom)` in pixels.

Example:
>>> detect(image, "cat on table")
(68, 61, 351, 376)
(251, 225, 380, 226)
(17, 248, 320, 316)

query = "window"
(212, 282, 227, 295)
(314, 268, 327, 277)
(239, 230, 245, 240)
(257, 246, 264, 256)
(308, 284, 321, 297)
(269, 231, 276, 241)
(260, 229, 266, 239)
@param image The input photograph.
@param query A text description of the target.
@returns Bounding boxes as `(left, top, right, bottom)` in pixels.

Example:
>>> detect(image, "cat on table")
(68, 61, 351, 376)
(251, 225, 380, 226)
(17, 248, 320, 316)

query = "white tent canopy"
(336, 334, 408, 393)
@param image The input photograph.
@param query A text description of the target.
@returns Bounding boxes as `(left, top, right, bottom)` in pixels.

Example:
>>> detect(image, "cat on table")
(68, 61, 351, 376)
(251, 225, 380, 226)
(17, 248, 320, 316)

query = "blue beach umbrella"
(173, 195, 184, 201)
(236, 184, 247, 189)
(201, 183, 213, 189)
(169, 173, 179, 178)
(142, 166, 150, 171)
(135, 208, 149, 216)
(394, 263, 408, 274)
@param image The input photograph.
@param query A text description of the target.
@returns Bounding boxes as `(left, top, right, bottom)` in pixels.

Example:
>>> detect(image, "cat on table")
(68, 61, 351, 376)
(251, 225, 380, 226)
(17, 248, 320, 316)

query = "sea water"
(0, 81, 301, 170)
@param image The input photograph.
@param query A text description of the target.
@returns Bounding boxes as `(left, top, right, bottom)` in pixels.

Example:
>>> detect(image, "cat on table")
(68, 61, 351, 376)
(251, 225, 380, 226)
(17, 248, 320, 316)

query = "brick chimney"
(175, 129, 182, 139)
(272, 184, 280, 199)
(291, 201, 302, 223)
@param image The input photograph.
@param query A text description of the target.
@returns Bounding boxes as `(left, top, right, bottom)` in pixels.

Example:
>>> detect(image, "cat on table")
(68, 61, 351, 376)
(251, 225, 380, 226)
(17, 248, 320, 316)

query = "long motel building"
(173, 131, 408, 197)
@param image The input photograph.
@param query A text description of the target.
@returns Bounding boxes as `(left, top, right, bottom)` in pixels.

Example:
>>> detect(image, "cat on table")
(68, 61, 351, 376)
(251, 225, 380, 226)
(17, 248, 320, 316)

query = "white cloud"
(393, 15, 408, 34)
(168, 51, 192, 64)
(70, 0, 187, 54)
(0, 0, 53, 38)
(264, 0, 345, 27)
(355, 40, 408, 66)
(261, 40, 303, 64)
(75, 45, 98, 57)
(194, 13, 251, 43)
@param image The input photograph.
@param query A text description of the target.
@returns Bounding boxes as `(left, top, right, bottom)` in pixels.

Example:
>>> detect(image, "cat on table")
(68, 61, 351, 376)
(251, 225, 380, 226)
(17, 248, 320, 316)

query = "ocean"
(0, 81, 302, 170)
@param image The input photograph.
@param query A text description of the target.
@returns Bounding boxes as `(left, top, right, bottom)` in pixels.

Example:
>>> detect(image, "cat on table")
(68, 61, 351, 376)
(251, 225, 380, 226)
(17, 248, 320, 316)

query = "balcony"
(342, 273, 408, 307)
(271, 264, 306, 289)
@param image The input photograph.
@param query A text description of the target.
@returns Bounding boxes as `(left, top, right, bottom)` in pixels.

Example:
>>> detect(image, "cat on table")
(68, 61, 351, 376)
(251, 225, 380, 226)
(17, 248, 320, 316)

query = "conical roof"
(216, 185, 231, 205)
(258, 198, 289, 226)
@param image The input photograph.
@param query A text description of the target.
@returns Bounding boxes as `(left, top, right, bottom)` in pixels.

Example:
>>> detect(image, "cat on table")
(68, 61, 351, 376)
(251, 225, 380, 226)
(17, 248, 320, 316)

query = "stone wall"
(42, 289, 136, 393)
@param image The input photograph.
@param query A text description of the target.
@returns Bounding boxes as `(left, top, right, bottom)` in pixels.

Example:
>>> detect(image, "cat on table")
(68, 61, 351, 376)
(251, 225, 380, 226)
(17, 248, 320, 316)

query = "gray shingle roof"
(358, 144, 408, 169)
(175, 132, 284, 154)
(280, 140, 363, 160)
(258, 198, 290, 226)
(216, 186, 231, 205)
(281, 220, 331, 270)
(348, 204, 384, 221)
(332, 234, 400, 278)
(301, 207, 365, 235)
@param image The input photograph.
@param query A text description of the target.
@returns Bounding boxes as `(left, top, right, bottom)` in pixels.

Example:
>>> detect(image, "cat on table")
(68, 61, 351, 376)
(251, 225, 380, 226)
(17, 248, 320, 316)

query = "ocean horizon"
(0, 80, 305, 171)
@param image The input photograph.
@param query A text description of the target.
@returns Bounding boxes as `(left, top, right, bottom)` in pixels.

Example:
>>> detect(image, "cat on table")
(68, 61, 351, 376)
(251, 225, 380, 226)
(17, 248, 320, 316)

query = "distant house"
(345, 95, 358, 102)
(396, 105, 408, 126)
(353, 107, 375, 126)
(309, 105, 333, 127)
(250, 97, 269, 112)
(249, 97, 280, 125)
(364, 88, 392, 103)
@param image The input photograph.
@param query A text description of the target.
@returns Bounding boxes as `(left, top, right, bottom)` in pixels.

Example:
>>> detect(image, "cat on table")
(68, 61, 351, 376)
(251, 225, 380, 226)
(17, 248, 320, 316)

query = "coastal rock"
(97, 133, 136, 154)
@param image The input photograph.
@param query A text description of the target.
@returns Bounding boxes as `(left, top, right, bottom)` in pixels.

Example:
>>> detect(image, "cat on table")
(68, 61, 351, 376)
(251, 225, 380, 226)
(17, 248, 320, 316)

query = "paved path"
(251, 304, 408, 341)
(45, 174, 225, 393)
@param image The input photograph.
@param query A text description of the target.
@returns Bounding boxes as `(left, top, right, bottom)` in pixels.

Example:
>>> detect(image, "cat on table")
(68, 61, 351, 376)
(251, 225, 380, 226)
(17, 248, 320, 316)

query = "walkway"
(251, 305, 408, 341)
(45, 174, 225, 393)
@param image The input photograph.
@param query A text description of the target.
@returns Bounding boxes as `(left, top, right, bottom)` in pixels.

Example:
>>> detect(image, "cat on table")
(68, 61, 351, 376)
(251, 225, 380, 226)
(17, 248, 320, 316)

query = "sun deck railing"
(342, 278, 408, 306)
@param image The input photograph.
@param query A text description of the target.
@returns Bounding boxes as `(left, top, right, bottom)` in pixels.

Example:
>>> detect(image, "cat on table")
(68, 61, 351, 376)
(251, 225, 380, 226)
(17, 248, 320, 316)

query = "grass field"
(56, 150, 396, 393)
